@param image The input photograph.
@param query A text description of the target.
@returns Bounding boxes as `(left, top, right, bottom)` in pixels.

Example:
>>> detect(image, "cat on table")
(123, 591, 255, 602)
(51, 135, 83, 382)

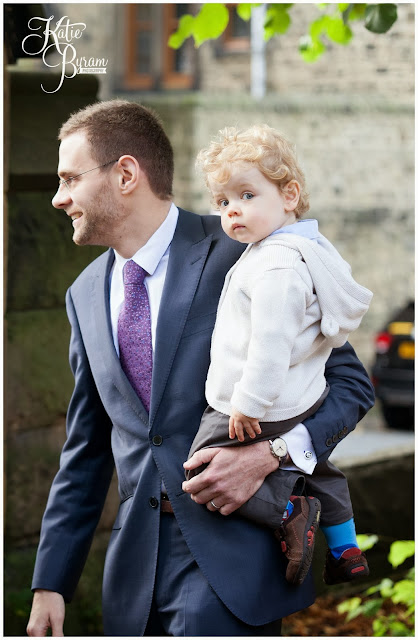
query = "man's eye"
(242, 192, 254, 200)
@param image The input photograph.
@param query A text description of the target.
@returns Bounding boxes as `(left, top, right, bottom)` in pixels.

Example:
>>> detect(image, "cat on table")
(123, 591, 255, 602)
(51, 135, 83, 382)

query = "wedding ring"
(210, 500, 221, 510)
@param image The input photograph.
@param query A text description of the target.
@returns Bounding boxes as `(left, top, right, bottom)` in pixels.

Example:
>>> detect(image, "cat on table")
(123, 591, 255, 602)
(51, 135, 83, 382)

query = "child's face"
(208, 164, 298, 244)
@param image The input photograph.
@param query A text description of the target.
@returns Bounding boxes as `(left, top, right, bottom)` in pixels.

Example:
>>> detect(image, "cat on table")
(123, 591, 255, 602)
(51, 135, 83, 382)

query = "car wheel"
(381, 404, 414, 430)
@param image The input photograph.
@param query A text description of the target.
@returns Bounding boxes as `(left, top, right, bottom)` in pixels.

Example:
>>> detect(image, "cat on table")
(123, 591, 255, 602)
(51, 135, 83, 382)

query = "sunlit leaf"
(364, 3, 397, 34)
(388, 540, 415, 569)
(264, 4, 292, 40)
(391, 579, 415, 607)
(357, 533, 378, 551)
(193, 4, 230, 47)
(168, 14, 194, 49)
(325, 16, 352, 44)
(337, 596, 362, 617)
(168, 4, 229, 49)
(237, 3, 260, 21)
(299, 35, 326, 62)
(362, 597, 384, 617)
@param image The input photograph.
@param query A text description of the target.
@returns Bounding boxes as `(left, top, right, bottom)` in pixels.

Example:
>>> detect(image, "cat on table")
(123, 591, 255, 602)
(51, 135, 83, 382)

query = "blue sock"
(282, 500, 294, 521)
(321, 518, 358, 558)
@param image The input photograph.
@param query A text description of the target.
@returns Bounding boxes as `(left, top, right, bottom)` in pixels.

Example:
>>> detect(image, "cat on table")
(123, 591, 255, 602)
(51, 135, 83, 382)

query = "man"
(27, 100, 374, 636)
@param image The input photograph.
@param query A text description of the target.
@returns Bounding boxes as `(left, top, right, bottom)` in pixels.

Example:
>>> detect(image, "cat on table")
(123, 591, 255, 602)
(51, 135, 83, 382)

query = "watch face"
(272, 438, 287, 457)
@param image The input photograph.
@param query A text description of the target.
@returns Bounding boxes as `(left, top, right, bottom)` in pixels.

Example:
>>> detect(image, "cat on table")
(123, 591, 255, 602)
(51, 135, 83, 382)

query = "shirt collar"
(113, 203, 179, 275)
(271, 219, 320, 241)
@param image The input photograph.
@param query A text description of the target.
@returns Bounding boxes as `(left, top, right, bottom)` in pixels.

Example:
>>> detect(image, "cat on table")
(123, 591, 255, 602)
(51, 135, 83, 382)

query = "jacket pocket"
(112, 495, 133, 530)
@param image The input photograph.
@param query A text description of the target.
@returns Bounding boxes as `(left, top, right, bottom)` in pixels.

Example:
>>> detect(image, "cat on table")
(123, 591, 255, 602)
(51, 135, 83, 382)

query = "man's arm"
(28, 289, 114, 634)
(183, 342, 374, 514)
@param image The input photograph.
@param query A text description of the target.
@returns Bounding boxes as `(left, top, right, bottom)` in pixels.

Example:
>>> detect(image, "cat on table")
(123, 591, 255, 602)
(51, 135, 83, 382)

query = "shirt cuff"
(280, 423, 317, 475)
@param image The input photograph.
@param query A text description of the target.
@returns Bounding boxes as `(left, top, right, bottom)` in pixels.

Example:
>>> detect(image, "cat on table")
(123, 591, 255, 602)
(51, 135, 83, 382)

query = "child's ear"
(282, 180, 300, 212)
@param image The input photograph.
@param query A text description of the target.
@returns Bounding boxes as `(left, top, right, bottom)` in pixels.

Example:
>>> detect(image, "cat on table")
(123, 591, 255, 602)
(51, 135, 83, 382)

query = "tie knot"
(123, 260, 147, 286)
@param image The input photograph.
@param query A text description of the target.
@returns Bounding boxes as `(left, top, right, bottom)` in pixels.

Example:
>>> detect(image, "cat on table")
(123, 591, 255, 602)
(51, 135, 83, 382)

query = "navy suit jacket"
(32, 209, 374, 635)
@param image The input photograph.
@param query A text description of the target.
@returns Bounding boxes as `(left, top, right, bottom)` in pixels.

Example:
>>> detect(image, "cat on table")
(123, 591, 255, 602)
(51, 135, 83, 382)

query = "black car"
(371, 300, 414, 430)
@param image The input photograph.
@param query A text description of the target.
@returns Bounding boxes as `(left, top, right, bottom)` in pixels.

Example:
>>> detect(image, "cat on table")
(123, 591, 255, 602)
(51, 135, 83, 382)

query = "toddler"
(186, 125, 373, 586)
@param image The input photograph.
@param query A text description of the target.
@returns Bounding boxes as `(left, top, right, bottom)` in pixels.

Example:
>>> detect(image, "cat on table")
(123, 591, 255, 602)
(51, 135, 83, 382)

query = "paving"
(329, 411, 414, 469)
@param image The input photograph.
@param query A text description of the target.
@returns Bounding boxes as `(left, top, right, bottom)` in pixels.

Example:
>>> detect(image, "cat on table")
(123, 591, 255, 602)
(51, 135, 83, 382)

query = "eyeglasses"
(58, 159, 119, 192)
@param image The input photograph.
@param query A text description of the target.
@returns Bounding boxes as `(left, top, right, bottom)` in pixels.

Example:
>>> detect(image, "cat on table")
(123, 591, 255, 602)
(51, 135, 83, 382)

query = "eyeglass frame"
(58, 159, 119, 192)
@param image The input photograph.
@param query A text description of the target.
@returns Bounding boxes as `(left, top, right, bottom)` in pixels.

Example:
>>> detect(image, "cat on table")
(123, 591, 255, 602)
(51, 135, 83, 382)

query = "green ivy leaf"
(169, 4, 230, 49)
(264, 4, 292, 40)
(193, 4, 230, 47)
(389, 541, 415, 569)
(337, 596, 362, 620)
(391, 579, 415, 607)
(357, 533, 379, 552)
(372, 617, 389, 636)
(362, 597, 384, 617)
(237, 3, 260, 21)
(168, 14, 194, 49)
(299, 35, 326, 62)
(364, 4, 397, 34)
(338, 3, 350, 11)
(325, 16, 352, 44)
(349, 4, 367, 21)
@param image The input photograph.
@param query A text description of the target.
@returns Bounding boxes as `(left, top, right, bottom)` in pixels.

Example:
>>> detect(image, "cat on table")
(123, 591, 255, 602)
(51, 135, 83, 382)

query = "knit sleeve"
(230, 267, 311, 419)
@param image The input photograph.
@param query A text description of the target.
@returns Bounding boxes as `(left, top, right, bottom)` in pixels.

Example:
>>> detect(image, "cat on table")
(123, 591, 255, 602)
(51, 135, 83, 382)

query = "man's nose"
(52, 183, 72, 209)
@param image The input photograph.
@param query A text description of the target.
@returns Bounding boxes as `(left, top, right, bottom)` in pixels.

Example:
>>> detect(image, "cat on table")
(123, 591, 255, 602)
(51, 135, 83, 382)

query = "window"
(125, 4, 195, 90)
(223, 5, 251, 52)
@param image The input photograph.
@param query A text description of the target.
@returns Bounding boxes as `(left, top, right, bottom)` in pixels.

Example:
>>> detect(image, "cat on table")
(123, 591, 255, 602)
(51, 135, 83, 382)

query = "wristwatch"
(269, 437, 289, 464)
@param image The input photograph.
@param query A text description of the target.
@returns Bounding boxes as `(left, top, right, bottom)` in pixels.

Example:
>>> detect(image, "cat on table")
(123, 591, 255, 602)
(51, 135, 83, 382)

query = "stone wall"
(131, 92, 414, 368)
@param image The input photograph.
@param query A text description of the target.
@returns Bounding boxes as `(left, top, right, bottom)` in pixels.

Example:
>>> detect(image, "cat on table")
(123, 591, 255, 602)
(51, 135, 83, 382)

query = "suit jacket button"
(152, 435, 163, 446)
(343, 426, 348, 435)
(326, 438, 332, 447)
(332, 434, 338, 443)
(149, 497, 159, 508)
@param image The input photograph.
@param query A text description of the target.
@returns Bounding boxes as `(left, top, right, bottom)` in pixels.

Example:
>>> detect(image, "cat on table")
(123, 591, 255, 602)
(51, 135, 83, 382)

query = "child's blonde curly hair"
(196, 124, 309, 218)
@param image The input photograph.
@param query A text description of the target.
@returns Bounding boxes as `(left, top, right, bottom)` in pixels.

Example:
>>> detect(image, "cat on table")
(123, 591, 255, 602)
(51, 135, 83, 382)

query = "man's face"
(52, 132, 124, 247)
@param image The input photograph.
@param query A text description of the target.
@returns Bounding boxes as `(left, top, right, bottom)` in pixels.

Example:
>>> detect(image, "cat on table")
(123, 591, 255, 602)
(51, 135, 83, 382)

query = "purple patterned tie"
(118, 260, 153, 412)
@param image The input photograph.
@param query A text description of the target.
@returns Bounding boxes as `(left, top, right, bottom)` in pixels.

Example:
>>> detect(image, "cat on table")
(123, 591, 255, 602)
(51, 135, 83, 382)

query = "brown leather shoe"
(323, 547, 370, 585)
(275, 495, 321, 585)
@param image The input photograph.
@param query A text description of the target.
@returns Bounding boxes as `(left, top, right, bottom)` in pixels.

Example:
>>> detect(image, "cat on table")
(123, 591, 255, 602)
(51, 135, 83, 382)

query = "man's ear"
(116, 155, 141, 195)
(282, 180, 301, 212)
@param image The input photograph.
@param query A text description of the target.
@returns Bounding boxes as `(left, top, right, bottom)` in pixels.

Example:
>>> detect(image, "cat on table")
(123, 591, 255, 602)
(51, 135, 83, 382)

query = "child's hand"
(229, 409, 262, 442)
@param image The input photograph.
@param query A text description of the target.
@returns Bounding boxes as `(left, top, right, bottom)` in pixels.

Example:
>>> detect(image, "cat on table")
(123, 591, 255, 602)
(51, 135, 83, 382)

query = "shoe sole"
(290, 497, 321, 586)
(323, 557, 370, 585)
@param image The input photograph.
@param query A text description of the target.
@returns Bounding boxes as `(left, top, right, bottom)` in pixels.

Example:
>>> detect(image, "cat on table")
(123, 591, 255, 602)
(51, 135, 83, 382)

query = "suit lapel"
(92, 249, 150, 426)
(150, 210, 213, 424)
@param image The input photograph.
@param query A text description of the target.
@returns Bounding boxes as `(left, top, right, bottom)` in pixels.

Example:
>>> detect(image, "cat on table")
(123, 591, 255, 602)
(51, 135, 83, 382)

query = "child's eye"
(219, 199, 229, 208)
(242, 192, 254, 200)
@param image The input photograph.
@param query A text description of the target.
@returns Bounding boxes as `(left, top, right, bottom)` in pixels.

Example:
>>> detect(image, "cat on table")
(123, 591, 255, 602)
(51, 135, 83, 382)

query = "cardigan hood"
(258, 232, 373, 347)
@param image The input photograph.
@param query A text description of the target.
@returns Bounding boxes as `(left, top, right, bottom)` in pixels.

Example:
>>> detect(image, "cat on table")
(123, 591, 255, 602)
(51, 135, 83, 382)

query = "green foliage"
(337, 538, 415, 637)
(168, 3, 229, 49)
(357, 533, 379, 551)
(364, 4, 398, 34)
(168, 3, 398, 63)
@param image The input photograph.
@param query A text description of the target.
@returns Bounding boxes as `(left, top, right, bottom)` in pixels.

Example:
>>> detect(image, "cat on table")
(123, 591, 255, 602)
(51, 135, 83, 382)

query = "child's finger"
(228, 418, 236, 440)
(235, 422, 245, 442)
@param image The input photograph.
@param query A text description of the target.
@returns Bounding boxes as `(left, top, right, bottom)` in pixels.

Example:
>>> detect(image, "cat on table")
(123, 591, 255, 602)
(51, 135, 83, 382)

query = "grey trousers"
(187, 402, 353, 529)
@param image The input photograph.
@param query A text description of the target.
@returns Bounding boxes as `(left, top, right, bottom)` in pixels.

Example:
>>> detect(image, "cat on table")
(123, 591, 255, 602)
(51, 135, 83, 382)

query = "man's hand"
(27, 590, 65, 637)
(229, 408, 262, 442)
(183, 441, 279, 515)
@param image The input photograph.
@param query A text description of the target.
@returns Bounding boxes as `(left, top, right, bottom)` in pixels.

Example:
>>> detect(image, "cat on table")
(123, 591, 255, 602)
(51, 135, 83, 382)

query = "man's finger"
(183, 447, 219, 471)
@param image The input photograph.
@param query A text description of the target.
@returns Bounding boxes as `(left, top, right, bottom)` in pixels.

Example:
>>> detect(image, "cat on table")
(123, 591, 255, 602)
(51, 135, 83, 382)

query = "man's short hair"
(59, 99, 174, 200)
(196, 124, 309, 218)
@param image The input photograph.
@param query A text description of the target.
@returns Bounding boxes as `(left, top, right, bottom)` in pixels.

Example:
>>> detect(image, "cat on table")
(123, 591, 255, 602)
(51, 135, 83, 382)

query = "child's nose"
(227, 201, 241, 216)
